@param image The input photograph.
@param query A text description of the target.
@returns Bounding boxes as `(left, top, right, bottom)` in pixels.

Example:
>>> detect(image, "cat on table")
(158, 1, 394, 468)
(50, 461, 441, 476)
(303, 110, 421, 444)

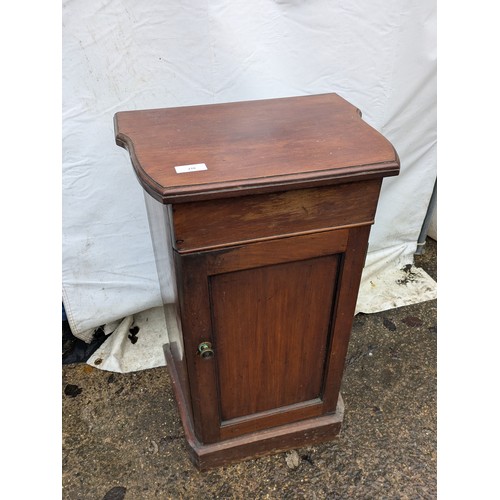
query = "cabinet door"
(175, 226, 370, 444)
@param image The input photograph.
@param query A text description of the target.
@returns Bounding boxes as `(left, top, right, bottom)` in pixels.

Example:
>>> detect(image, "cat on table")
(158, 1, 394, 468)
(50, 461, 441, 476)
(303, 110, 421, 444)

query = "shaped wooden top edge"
(114, 114, 167, 200)
(114, 93, 400, 204)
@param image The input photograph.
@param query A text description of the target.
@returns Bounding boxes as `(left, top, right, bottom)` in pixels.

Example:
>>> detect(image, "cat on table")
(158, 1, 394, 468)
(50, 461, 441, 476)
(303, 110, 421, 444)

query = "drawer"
(171, 179, 382, 253)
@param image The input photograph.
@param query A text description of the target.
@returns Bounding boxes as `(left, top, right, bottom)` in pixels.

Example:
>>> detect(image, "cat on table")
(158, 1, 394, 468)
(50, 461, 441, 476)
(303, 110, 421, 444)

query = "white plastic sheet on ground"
(87, 308, 169, 373)
(63, 0, 437, 371)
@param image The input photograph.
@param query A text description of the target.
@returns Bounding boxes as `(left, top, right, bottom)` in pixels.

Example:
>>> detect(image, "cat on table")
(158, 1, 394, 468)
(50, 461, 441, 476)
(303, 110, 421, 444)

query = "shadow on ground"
(62, 238, 437, 499)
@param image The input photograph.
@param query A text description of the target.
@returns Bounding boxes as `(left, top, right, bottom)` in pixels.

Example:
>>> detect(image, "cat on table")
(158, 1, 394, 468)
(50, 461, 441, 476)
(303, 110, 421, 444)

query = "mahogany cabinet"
(114, 93, 399, 469)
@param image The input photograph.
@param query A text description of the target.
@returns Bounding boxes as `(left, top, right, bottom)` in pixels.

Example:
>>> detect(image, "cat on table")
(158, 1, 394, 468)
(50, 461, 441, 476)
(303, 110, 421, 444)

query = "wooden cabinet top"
(114, 93, 399, 204)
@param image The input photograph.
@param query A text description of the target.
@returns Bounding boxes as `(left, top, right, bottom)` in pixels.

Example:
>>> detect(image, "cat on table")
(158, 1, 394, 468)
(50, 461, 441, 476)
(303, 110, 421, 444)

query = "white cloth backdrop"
(63, 0, 436, 341)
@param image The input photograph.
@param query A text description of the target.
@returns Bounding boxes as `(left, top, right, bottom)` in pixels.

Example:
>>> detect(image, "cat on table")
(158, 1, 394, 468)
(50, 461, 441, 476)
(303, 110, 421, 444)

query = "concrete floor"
(62, 238, 437, 500)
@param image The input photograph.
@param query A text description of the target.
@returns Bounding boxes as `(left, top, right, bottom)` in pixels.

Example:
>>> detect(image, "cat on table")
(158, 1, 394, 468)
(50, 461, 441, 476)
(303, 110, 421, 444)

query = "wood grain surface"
(211, 254, 339, 421)
(172, 179, 380, 252)
(174, 229, 351, 443)
(115, 93, 399, 203)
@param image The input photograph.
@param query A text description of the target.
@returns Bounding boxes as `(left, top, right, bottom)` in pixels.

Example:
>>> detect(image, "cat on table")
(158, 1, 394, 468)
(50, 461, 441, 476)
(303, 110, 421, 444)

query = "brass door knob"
(198, 341, 214, 359)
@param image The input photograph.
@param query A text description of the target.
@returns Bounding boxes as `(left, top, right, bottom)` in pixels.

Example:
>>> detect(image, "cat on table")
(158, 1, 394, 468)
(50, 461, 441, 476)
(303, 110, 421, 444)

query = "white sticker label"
(174, 163, 208, 174)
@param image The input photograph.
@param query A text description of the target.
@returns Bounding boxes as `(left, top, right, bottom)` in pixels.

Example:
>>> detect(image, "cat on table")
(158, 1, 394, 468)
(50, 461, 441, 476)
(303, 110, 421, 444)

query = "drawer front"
(172, 179, 381, 253)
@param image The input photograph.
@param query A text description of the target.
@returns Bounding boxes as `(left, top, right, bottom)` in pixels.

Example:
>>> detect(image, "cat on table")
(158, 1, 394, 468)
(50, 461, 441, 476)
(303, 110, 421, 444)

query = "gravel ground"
(62, 238, 437, 500)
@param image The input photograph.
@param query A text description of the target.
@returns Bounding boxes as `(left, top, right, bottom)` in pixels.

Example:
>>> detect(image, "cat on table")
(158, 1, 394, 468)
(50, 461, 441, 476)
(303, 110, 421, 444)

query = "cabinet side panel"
(143, 193, 184, 360)
(144, 194, 192, 425)
(143, 193, 176, 305)
(210, 255, 339, 421)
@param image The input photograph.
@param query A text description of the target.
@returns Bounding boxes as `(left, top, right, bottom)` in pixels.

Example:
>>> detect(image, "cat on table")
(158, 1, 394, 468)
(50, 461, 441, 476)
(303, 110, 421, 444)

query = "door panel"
(176, 228, 358, 443)
(210, 255, 339, 422)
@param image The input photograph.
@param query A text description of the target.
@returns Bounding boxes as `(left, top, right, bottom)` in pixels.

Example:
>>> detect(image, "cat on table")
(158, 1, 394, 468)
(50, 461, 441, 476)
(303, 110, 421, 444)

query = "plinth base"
(164, 345, 344, 470)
